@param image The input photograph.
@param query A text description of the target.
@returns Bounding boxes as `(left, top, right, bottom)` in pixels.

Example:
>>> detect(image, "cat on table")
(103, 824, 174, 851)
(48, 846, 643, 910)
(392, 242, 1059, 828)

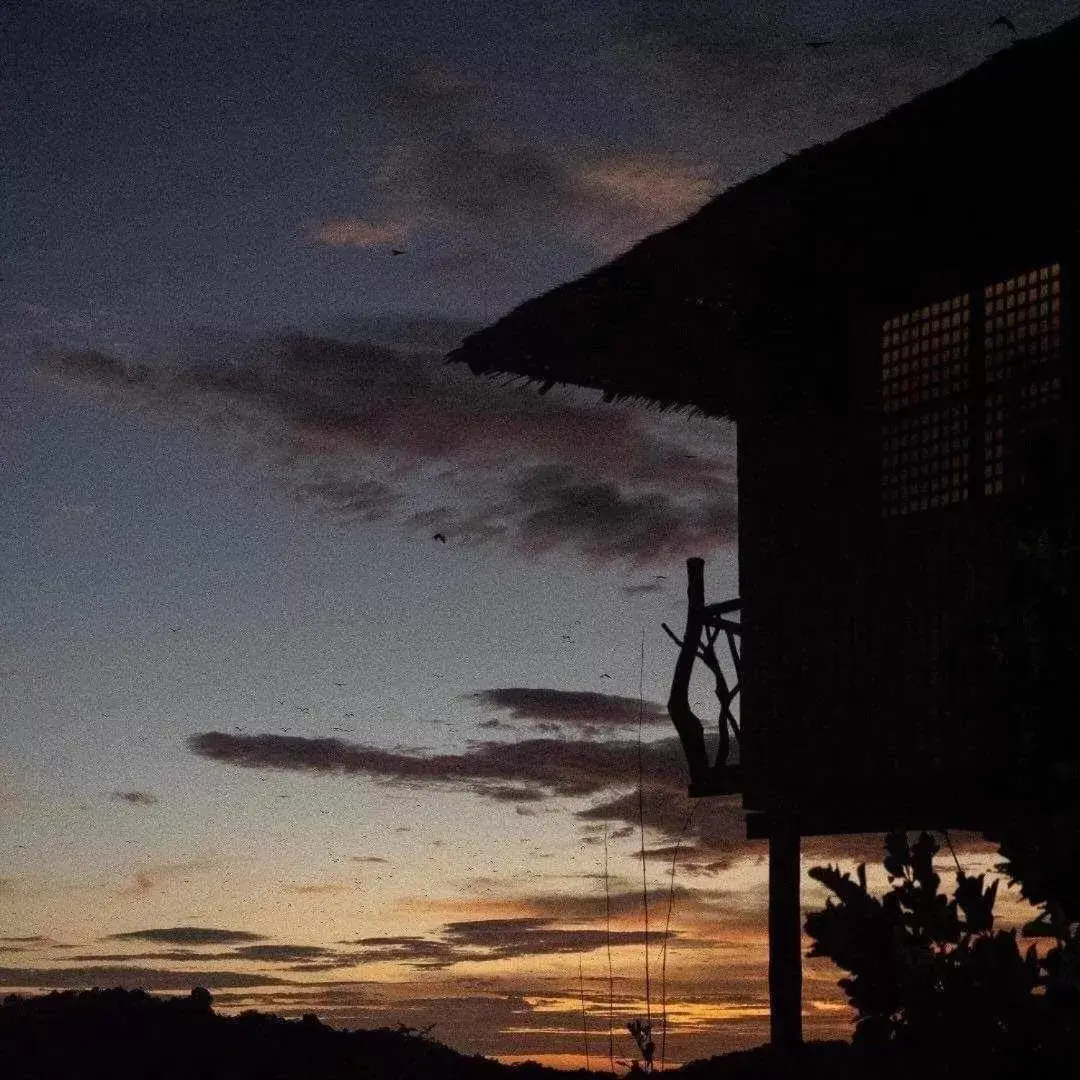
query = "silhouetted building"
(451, 15, 1080, 1049)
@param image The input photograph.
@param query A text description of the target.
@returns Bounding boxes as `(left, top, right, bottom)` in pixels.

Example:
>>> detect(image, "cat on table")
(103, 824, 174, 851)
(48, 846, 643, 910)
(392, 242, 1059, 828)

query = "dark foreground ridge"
(0, 987, 867, 1079)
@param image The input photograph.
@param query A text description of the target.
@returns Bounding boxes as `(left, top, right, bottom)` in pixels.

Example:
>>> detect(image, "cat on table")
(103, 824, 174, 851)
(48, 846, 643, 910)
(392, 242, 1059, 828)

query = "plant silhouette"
(805, 829, 1080, 1077)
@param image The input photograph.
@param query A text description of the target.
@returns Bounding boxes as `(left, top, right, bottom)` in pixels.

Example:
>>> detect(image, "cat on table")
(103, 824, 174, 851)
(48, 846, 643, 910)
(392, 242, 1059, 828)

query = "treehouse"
(450, 15, 1080, 1048)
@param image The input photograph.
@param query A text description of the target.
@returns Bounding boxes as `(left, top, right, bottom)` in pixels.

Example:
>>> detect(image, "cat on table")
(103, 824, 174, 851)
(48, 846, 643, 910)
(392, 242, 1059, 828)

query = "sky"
(2, 0, 1076, 1069)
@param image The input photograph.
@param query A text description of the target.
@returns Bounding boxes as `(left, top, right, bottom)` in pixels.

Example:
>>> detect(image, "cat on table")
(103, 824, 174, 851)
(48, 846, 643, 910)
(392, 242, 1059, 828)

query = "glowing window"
(881, 293, 970, 415)
(882, 404, 970, 518)
(982, 263, 1064, 495)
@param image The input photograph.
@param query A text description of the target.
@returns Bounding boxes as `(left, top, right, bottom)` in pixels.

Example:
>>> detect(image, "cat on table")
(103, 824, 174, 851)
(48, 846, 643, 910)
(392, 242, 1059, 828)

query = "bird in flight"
(990, 15, 1017, 33)
(433, 533, 447, 543)
(805, 39, 833, 49)
(391, 248, 406, 256)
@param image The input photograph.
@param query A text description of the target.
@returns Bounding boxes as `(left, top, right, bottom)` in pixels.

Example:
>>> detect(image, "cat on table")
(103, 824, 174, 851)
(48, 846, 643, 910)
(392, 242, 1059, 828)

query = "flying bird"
(391, 248, 406, 256)
(805, 39, 833, 49)
(990, 15, 1016, 33)
(433, 532, 447, 543)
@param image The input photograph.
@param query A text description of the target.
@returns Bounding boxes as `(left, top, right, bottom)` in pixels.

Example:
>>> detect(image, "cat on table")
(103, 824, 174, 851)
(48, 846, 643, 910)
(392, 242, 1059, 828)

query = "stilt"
(768, 818, 802, 1052)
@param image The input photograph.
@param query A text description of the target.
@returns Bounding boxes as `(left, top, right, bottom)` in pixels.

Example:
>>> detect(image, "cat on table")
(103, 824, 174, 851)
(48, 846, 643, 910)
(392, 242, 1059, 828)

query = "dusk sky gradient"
(2, 0, 1074, 1068)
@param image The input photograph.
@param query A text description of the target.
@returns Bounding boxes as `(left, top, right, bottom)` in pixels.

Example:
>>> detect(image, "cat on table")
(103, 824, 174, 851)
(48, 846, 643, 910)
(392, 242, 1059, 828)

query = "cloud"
(69, 942, 363, 971)
(115, 862, 204, 898)
(469, 783, 548, 804)
(43, 334, 737, 566)
(309, 218, 407, 248)
(233, 944, 339, 963)
(110, 790, 158, 806)
(290, 475, 396, 521)
(0, 966, 288, 990)
(287, 883, 358, 895)
(188, 731, 686, 802)
(69, 950, 241, 963)
(408, 460, 736, 564)
(622, 580, 666, 596)
(345, 917, 671, 970)
(0, 935, 48, 954)
(374, 65, 715, 254)
(188, 728, 992, 877)
(468, 689, 668, 733)
(105, 927, 265, 945)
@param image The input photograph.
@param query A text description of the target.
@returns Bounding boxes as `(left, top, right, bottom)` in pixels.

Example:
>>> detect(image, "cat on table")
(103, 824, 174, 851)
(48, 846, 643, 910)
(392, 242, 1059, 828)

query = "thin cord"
(637, 626, 651, 1027)
(580, 959, 590, 1072)
(941, 828, 963, 874)
(660, 807, 695, 1073)
(604, 825, 615, 1075)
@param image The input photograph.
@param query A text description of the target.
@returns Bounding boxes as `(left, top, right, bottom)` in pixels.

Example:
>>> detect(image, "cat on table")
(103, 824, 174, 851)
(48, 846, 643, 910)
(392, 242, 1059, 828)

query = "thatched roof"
(449, 18, 1080, 418)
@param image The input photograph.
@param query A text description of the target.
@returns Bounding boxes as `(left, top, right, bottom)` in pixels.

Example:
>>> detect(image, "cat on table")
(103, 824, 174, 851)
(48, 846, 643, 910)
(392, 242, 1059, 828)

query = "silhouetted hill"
(0, 988, 578, 1080)
(0, 987, 864, 1079)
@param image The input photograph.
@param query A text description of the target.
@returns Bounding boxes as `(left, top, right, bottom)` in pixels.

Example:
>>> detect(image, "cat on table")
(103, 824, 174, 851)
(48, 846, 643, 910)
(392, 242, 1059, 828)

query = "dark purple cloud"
(622, 580, 666, 596)
(105, 927, 264, 946)
(507, 465, 736, 564)
(367, 63, 716, 254)
(0, 966, 287, 990)
(187, 731, 685, 801)
(468, 688, 668, 732)
(185, 729, 997, 874)
(110, 790, 158, 806)
(233, 944, 339, 963)
(69, 951, 240, 963)
(41, 331, 737, 566)
(344, 916, 672, 969)
(69, 943, 363, 971)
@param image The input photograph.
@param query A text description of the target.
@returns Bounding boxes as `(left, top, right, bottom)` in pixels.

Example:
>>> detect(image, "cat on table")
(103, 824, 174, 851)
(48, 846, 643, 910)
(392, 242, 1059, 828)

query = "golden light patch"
(808, 999, 852, 1013)
(581, 159, 713, 224)
(310, 219, 407, 248)
(395, 895, 533, 920)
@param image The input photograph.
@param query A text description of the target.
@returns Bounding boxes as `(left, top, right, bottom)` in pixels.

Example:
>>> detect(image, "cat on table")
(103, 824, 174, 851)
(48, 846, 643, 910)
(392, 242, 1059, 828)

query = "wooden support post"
(768, 819, 802, 1052)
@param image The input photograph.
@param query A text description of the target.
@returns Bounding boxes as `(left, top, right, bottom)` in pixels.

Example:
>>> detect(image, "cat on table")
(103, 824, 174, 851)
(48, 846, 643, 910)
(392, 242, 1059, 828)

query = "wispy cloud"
(346, 916, 672, 970)
(234, 944, 340, 963)
(110, 790, 158, 806)
(42, 334, 736, 566)
(187, 731, 683, 803)
(468, 689, 668, 733)
(373, 65, 716, 255)
(309, 218, 408, 248)
(114, 862, 205, 898)
(0, 966, 287, 990)
(287, 883, 358, 895)
(106, 927, 264, 945)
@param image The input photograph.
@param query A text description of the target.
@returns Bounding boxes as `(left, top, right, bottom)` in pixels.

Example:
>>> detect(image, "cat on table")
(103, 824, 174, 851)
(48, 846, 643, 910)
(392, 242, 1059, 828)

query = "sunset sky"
(1, 0, 1073, 1069)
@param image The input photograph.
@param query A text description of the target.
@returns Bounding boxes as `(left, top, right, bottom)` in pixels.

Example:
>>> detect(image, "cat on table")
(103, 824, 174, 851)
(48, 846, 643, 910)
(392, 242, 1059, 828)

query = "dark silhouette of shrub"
(805, 829, 1080, 1077)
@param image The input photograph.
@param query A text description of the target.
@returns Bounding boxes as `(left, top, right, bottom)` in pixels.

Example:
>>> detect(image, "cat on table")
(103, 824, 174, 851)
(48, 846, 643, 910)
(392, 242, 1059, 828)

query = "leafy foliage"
(805, 830, 1080, 1076)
